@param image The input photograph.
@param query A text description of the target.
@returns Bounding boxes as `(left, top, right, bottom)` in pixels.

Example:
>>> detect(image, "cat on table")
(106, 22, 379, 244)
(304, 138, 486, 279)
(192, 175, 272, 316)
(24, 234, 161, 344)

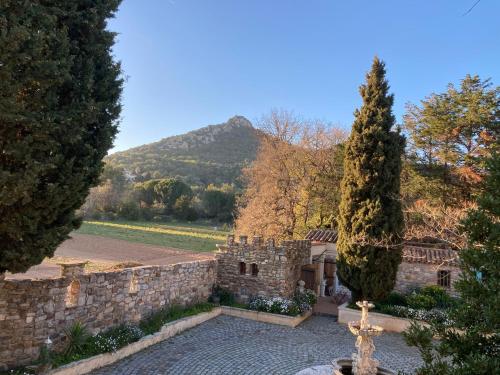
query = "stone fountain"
(295, 301, 394, 375)
(332, 301, 394, 375)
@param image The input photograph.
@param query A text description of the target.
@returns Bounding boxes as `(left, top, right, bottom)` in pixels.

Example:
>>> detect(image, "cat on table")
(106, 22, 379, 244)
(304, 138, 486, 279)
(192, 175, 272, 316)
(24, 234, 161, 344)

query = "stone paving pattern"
(92, 315, 422, 375)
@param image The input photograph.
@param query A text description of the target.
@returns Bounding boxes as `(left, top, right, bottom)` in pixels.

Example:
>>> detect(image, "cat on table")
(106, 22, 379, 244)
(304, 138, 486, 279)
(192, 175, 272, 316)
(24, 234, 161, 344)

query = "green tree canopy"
(154, 178, 192, 212)
(404, 153, 500, 374)
(0, 0, 122, 274)
(336, 57, 405, 301)
(202, 184, 236, 222)
(403, 75, 499, 204)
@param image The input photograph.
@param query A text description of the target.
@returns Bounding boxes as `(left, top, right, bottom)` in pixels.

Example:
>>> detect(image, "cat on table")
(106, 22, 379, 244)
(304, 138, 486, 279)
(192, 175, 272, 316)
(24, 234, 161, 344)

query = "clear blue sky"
(108, 0, 500, 152)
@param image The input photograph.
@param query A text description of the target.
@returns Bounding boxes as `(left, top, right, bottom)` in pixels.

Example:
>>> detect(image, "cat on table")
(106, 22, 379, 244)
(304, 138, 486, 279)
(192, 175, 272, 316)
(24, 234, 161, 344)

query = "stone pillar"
(239, 235, 248, 245)
(57, 261, 87, 278)
(227, 234, 235, 245)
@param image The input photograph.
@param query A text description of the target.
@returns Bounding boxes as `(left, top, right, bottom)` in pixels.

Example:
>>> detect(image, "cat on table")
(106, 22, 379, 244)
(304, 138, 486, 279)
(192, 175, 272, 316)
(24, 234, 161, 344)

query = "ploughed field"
(6, 221, 227, 280)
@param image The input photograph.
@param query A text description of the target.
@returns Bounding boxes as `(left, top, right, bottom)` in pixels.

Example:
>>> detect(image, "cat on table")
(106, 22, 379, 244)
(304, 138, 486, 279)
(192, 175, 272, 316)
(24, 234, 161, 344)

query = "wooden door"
(300, 265, 316, 291)
(324, 260, 336, 295)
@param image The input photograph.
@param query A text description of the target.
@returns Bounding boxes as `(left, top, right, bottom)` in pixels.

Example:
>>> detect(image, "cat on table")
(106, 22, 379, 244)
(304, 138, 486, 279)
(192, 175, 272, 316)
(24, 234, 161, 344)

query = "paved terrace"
(92, 315, 422, 375)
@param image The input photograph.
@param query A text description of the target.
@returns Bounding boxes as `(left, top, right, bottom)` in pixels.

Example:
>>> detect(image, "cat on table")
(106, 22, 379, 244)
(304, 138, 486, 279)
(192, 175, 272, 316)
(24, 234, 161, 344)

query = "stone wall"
(0, 260, 216, 369)
(215, 235, 311, 301)
(394, 261, 459, 295)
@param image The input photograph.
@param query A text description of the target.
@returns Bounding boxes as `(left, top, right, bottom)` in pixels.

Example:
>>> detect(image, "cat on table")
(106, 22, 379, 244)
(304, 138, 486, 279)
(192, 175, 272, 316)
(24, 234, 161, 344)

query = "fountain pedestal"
(295, 300, 395, 375)
(332, 301, 394, 375)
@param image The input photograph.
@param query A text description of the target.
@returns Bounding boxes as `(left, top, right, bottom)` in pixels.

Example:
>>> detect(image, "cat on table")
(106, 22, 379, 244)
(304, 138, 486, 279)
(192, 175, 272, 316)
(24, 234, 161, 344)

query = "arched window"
(239, 262, 246, 275)
(251, 263, 259, 276)
(66, 279, 81, 307)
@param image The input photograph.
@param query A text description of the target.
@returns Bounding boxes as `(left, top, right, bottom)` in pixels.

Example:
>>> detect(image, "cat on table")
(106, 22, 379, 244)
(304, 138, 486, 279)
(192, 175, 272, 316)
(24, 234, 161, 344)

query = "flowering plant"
(380, 305, 451, 325)
(248, 289, 316, 316)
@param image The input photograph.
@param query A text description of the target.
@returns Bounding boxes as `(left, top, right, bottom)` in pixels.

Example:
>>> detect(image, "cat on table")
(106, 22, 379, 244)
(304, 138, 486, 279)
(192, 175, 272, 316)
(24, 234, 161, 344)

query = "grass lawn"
(77, 220, 230, 252)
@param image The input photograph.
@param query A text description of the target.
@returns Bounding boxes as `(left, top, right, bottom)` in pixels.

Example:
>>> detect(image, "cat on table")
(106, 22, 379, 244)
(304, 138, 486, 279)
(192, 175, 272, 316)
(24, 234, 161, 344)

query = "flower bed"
(248, 289, 317, 316)
(347, 286, 455, 325)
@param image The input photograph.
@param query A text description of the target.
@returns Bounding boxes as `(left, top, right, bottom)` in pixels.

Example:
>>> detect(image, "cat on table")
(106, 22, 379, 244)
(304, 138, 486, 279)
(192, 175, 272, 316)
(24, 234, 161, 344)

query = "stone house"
(304, 229, 461, 295)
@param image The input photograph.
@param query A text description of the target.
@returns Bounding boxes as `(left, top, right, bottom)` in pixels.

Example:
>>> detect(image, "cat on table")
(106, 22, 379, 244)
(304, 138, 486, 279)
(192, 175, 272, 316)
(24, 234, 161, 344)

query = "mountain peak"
(106, 116, 260, 187)
(226, 115, 252, 128)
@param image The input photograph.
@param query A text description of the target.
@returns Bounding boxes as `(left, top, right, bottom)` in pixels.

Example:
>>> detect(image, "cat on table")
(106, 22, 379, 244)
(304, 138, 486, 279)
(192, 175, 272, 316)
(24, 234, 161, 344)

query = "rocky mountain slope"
(106, 116, 260, 187)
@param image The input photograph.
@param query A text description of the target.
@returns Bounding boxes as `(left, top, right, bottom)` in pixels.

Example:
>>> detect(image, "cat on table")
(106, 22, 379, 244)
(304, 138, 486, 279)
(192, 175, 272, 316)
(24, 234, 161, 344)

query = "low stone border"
(221, 306, 312, 328)
(48, 308, 222, 375)
(47, 306, 312, 375)
(337, 303, 428, 333)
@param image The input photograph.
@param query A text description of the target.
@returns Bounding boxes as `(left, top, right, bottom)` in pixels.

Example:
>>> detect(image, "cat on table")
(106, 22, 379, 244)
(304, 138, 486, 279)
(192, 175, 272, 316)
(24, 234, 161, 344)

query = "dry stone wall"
(0, 260, 216, 369)
(215, 235, 311, 301)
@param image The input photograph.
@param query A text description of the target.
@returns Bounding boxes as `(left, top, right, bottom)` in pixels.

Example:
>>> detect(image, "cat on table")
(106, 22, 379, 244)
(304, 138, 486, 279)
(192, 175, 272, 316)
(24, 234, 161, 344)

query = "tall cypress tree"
(336, 57, 405, 301)
(0, 0, 122, 274)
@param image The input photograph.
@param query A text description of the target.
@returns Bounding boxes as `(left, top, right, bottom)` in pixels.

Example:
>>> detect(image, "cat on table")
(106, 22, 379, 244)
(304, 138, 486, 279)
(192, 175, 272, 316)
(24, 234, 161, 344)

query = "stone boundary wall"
(215, 235, 311, 301)
(395, 261, 459, 295)
(0, 260, 216, 369)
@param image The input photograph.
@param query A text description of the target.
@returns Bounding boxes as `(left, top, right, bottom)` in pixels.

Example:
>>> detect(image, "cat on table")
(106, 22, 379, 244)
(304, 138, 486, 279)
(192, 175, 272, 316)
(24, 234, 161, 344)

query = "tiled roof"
(402, 245, 459, 266)
(305, 229, 338, 243)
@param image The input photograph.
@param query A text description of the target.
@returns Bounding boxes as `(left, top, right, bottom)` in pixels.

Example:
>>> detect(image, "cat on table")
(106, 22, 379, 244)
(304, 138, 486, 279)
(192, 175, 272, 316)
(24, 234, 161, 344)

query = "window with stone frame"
(251, 263, 259, 276)
(239, 262, 246, 275)
(437, 270, 451, 288)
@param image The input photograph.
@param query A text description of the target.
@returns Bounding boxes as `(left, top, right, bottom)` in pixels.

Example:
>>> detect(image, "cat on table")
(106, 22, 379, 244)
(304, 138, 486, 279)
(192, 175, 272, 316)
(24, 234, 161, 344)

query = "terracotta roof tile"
(305, 229, 338, 243)
(402, 245, 459, 266)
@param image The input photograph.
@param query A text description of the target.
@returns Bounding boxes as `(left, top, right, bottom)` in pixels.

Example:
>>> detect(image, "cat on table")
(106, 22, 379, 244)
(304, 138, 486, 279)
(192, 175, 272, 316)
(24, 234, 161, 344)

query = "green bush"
(405, 286, 456, 310)
(418, 285, 454, 309)
(210, 285, 235, 306)
(118, 201, 140, 220)
(139, 303, 214, 336)
(384, 291, 408, 307)
(63, 322, 90, 357)
(139, 207, 154, 221)
(406, 293, 436, 310)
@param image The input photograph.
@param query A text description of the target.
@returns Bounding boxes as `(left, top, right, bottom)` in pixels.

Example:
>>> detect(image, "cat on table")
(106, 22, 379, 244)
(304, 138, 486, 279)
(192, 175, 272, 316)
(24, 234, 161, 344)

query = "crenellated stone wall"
(0, 260, 216, 369)
(215, 235, 311, 301)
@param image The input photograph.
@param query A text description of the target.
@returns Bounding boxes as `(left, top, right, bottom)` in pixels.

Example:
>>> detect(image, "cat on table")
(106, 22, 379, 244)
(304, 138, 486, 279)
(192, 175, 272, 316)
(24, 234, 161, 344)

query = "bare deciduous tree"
(235, 110, 347, 240)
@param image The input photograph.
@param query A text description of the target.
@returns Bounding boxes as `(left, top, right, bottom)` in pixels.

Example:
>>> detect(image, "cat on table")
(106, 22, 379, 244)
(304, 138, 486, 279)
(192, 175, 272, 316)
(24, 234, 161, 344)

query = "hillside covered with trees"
(106, 116, 260, 187)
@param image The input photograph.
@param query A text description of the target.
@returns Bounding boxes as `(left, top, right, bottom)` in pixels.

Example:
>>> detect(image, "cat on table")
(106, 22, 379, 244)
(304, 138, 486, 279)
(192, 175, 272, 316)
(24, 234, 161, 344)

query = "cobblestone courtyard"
(92, 315, 422, 375)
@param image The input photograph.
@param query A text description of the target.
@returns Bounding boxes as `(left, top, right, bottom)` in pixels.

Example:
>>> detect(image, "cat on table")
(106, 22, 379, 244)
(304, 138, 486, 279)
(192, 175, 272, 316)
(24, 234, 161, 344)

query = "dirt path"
(6, 233, 215, 280)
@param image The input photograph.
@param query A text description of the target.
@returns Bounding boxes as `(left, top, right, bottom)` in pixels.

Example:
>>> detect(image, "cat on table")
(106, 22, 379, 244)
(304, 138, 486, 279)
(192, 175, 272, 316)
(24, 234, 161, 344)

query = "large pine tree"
(0, 0, 122, 274)
(336, 57, 405, 301)
(403, 153, 500, 374)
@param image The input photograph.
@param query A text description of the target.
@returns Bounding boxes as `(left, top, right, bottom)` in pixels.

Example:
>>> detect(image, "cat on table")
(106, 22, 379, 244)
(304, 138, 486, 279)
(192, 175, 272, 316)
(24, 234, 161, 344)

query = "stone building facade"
(0, 260, 216, 369)
(215, 235, 311, 301)
(306, 229, 461, 296)
(395, 244, 460, 295)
